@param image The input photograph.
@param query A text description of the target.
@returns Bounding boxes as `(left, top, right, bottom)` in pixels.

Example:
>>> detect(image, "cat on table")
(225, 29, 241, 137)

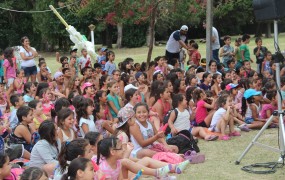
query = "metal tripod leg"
(278, 114, 285, 160)
(235, 115, 275, 165)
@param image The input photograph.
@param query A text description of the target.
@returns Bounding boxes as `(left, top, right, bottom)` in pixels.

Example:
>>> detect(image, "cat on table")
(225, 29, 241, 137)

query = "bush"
(122, 24, 147, 48)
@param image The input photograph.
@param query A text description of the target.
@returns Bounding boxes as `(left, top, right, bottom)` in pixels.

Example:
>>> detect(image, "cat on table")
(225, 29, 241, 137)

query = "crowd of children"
(0, 33, 282, 180)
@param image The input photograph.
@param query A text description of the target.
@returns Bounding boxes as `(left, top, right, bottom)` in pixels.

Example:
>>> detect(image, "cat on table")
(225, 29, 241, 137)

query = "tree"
(0, 1, 36, 49)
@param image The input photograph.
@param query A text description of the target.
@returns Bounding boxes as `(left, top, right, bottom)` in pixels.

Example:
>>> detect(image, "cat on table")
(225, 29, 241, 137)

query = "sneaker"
(239, 124, 251, 132)
(269, 124, 278, 128)
(156, 164, 171, 178)
(184, 150, 205, 164)
(229, 131, 241, 137)
(175, 160, 189, 174)
(219, 135, 231, 140)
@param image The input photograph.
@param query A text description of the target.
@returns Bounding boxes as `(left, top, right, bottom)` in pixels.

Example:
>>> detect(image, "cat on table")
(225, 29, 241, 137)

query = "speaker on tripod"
(253, 0, 285, 21)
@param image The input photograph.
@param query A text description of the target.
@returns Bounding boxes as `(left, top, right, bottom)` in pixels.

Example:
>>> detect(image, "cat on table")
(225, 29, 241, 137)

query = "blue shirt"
(23, 94, 34, 104)
(9, 109, 18, 130)
(104, 61, 116, 75)
(98, 56, 106, 70)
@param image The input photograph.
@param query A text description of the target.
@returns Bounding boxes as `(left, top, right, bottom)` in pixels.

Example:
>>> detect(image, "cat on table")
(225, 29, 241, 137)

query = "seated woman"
(30, 121, 61, 176)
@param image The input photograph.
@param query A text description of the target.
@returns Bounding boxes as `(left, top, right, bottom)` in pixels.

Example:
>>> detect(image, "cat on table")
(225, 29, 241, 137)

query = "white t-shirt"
(79, 115, 98, 137)
(212, 27, 220, 50)
(209, 107, 226, 132)
(173, 108, 190, 131)
(166, 30, 187, 53)
(37, 66, 52, 73)
(19, 46, 36, 67)
(79, 55, 91, 69)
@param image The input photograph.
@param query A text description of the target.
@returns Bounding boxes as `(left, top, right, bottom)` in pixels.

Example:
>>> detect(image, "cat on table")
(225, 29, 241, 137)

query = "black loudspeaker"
(253, 0, 285, 21)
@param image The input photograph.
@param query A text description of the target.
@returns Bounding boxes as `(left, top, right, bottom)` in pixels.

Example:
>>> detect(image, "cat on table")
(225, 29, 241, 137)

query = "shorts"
(21, 66, 37, 77)
(131, 147, 142, 158)
(197, 121, 207, 128)
(245, 117, 254, 124)
(7, 78, 15, 87)
(5, 144, 24, 161)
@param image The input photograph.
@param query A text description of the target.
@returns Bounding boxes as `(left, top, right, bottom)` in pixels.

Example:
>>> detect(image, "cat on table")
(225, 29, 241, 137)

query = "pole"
(206, 0, 213, 71)
(89, 24, 95, 45)
(273, 20, 285, 159)
(49, 5, 69, 28)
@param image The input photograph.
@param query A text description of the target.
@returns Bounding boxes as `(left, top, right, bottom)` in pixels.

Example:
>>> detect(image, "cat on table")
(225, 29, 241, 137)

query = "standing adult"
(19, 36, 38, 82)
(203, 21, 220, 63)
(165, 25, 189, 66)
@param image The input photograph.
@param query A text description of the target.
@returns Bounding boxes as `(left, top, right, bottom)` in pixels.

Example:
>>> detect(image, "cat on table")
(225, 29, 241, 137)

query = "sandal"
(229, 131, 241, 137)
(219, 135, 230, 140)
(206, 135, 218, 141)
(184, 150, 205, 164)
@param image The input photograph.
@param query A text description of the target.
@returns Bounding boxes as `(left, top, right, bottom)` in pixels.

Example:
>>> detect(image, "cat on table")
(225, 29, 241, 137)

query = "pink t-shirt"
(155, 66, 165, 74)
(117, 131, 129, 144)
(195, 100, 208, 124)
(99, 159, 121, 180)
(260, 104, 277, 119)
(3, 58, 16, 78)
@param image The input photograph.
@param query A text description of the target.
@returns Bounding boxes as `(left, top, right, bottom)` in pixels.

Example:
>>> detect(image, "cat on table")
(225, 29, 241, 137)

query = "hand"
(171, 127, 178, 135)
(56, 52, 60, 56)
(156, 131, 165, 139)
(126, 142, 134, 151)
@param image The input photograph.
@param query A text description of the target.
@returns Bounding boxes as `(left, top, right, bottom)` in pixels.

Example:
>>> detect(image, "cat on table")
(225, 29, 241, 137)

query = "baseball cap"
(243, 89, 262, 99)
(124, 84, 138, 93)
(54, 72, 63, 79)
(117, 107, 135, 128)
(180, 25, 188, 31)
(225, 83, 240, 91)
(70, 48, 77, 54)
(82, 82, 93, 90)
(101, 47, 108, 52)
(135, 72, 143, 80)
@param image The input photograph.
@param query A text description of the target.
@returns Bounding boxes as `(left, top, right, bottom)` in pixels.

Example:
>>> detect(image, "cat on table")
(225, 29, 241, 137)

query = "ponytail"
(241, 97, 247, 117)
(58, 141, 69, 173)
(58, 139, 89, 173)
(96, 140, 102, 165)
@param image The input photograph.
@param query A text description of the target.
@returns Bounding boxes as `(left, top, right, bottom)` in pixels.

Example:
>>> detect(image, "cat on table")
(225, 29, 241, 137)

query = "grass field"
(41, 33, 285, 73)
(41, 33, 285, 179)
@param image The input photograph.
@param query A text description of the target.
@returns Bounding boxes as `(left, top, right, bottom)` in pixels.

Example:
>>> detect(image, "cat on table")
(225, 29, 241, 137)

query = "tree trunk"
(106, 25, 113, 48)
(146, 25, 151, 47)
(265, 22, 272, 38)
(146, 3, 158, 68)
(116, 23, 123, 48)
(255, 22, 263, 37)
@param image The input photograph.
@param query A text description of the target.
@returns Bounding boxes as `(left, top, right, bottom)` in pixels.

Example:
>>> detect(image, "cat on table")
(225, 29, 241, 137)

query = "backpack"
(167, 130, 200, 154)
(162, 108, 178, 135)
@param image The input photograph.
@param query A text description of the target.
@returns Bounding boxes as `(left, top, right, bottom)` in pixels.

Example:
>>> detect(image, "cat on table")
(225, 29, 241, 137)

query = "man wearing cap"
(165, 25, 189, 67)
(203, 21, 220, 63)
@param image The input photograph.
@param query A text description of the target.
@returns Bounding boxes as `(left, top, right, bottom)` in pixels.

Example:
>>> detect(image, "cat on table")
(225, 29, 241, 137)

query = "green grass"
(40, 33, 285, 179)
(41, 33, 285, 74)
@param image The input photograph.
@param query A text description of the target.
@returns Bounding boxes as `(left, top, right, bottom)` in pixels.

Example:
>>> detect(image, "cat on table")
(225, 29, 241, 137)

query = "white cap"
(180, 25, 188, 31)
(124, 84, 138, 93)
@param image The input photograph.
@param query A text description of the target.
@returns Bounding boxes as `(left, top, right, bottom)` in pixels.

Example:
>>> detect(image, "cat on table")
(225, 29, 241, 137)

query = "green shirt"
(0, 59, 4, 76)
(239, 44, 250, 62)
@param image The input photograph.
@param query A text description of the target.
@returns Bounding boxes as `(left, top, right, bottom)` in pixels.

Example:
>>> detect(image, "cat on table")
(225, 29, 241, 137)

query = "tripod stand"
(236, 20, 285, 165)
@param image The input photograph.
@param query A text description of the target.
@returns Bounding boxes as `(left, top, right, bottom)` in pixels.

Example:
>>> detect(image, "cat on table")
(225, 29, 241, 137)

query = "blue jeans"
(212, 49, 220, 64)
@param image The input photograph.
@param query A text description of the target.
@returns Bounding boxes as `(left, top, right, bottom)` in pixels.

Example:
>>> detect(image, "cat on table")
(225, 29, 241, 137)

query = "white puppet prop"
(49, 5, 97, 61)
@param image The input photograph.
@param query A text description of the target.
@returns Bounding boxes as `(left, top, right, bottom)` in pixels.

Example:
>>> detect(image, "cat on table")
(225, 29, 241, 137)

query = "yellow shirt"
(33, 114, 47, 130)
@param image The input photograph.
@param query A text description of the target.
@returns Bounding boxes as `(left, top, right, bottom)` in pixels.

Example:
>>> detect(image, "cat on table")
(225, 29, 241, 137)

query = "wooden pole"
(206, 0, 213, 71)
